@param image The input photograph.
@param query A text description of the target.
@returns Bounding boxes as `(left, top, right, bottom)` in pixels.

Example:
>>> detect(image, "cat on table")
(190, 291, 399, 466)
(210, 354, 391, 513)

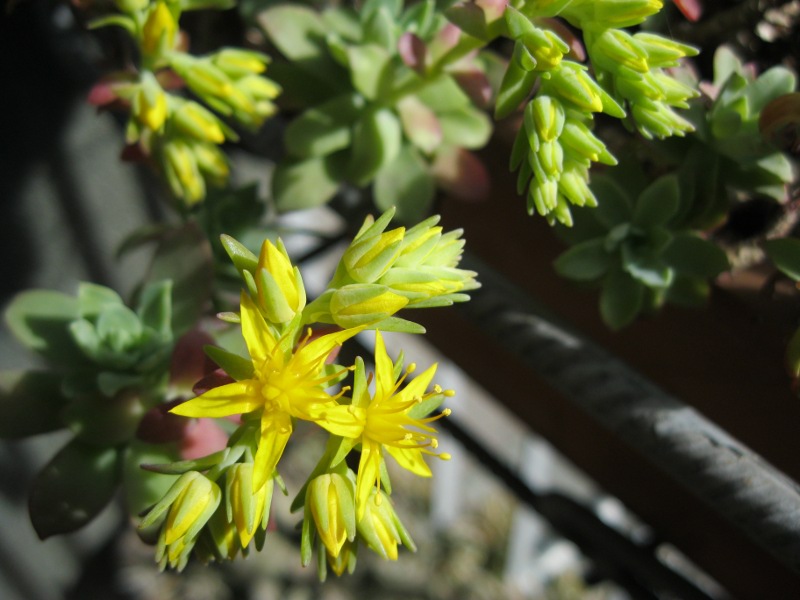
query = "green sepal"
(29, 438, 122, 539)
(220, 234, 259, 277)
(204, 345, 254, 381)
(88, 15, 136, 34)
(140, 448, 233, 475)
(123, 441, 181, 536)
(495, 55, 538, 120)
(136, 280, 173, 337)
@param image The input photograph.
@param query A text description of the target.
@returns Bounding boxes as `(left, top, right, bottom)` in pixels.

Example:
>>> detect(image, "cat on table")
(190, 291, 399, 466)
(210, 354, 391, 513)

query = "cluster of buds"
(89, 0, 280, 205)
(511, 94, 619, 225)
(304, 208, 480, 332)
(134, 212, 469, 574)
(500, 7, 624, 225)
(497, 2, 698, 225)
(586, 29, 699, 139)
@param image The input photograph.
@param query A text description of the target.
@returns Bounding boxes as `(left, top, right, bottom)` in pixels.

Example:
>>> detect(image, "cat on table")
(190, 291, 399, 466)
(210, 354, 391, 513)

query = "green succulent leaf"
(553, 238, 612, 281)
(374, 144, 436, 223)
(347, 108, 402, 185)
(4, 290, 84, 366)
(663, 233, 729, 278)
(632, 175, 680, 229)
(600, 267, 644, 330)
(348, 44, 394, 101)
(285, 93, 365, 158)
(766, 238, 800, 281)
(29, 439, 122, 539)
(272, 156, 341, 211)
(621, 243, 674, 288)
(258, 5, 328, 61)
(362, 6, 399, 50)
(63, 391, 146, 446)
(592, 176, 633, 229)
(437, 105, 493, 149)
(0, 371, 67, 438)
(136, 280, 173, 337)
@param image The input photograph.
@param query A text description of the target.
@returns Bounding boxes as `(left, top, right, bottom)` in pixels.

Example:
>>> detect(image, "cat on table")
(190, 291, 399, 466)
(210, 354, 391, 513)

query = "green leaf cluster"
(260, 0, 494, 221)
(2, 280, 181, 538)
(554, 174, 729, 329)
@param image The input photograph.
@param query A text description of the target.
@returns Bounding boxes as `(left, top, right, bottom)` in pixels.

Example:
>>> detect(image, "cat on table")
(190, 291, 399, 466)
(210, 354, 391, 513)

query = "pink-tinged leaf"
(170, 329, 218, 391)
(399, 32, 427, 74)
(476, 0, 508, 22)
(432, 147, 490, 202)
(397, 96, 443, 155)
(136, 400, 190, 443)
(759, 93, 800, 155)
(181, 418, 230, 460)
(86, 72, 136, 107)
(541, 18, 586, 62)
(156, 68, 185, 91)
(673, 0, 702, 22)
(429, 22, 463, 62)
(451, 68, 493, 108)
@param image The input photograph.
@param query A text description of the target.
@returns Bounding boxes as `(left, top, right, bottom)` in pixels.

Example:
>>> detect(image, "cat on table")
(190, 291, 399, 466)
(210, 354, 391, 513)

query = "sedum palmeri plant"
(1, 209, 477, 577)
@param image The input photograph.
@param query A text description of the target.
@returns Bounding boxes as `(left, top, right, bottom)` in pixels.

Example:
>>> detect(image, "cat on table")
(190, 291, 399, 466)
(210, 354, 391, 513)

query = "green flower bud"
(212, 48, 269, 78)
(357, 489, 415, 561)
(559, 117, 617, 165)
(634, 33, 698, 68)
(567, 0, 663, 29)
(394, 216, 442, 268)
(141, 1, 178, 60)
(255, 239, 306, 324)
(343, 227, 405, 283)
(559, 161, 598, 208)
(307, 473, 356, 559)
(140, 471, 222, 571)
(132, 73, 168, 131)
(378, 268, 448, 302)
(530, 95, 566, 142)
(425, 229, 467, 268)
(162, 139, 205, 204)
(590, 29, 649, 76)
(173, 100, 226, 144)
(546, 62, 605, 113)
(189, 139, 229, 184)
(329, 284, 409, 328)
(632, 99, 695, 139)
(226, 463, 273, 548)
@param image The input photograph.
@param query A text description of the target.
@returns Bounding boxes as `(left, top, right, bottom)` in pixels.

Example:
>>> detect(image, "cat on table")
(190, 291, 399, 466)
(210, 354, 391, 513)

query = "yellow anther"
(433, 384, 443, 394)
(444, 389, 456, 397)
(440, 453, 452, 461)
(431, 439, 439, 449)
(406, 363, 417, 374)
(442, 408, 452, 417)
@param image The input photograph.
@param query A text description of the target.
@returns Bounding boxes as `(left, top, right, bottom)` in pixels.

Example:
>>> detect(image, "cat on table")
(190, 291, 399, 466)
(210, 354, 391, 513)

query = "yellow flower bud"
(141, 1, 177, 58)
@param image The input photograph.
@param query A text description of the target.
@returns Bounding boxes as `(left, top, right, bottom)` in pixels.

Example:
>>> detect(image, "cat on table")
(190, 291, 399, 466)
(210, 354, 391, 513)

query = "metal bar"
(453, 253, 800, 575)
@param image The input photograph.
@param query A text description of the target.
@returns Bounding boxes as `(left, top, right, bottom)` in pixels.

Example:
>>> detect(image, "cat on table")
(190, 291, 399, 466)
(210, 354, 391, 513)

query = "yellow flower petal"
(170, 381, 258, 418)
(252, 412, 293, 490)
(385, 446, 432, 478)
(240, 292, 277, 364)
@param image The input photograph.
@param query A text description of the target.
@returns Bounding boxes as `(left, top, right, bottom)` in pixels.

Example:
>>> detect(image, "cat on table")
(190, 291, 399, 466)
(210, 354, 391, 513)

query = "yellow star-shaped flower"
(317, 331, 451, 520)
(172, 292, 361, 490)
